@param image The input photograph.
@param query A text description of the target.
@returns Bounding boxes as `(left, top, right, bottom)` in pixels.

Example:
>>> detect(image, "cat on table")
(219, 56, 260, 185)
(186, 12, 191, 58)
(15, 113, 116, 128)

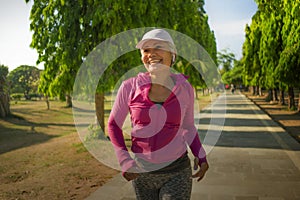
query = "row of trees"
(25, 0, 218, 129)
(241, 0, 300, 110)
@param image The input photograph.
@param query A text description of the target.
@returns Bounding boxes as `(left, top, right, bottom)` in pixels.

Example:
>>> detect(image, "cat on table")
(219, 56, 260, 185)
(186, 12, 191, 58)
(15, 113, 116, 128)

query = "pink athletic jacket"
(108, 72, 207, 173)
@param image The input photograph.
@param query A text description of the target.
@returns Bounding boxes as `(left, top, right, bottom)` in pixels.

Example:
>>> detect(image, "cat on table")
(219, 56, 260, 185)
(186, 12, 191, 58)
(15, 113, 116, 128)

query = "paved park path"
(86, 91, 300, 200)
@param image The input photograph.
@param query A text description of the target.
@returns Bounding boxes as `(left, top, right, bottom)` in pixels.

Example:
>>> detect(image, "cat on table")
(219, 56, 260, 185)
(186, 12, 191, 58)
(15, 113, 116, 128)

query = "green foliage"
(241, 12, 263, 87)
(276, 0, 300, 88)
(26, 0, 217, 98)
(222, 60, 243, 85)
(241, 0, 299, 91)
(84, 124, 107, 142)
(10, 93, 23, 101)
(217, 49, 236, 74)
(258, 1, 284, 89)
(8, 65, 41, 100)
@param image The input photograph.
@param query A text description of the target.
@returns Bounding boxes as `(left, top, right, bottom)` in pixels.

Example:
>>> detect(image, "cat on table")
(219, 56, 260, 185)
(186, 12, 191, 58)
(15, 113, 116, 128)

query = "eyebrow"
(142, 42, 168, 49)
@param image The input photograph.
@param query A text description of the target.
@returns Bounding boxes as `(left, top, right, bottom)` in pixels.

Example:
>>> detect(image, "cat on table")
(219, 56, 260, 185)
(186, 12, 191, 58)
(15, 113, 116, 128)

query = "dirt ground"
(244, 92, 300, 143)
(0, 101, 118, 200)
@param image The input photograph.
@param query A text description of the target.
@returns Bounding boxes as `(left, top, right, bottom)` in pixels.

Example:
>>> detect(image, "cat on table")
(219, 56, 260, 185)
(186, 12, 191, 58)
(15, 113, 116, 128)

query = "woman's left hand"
(191, 157, 209, 182)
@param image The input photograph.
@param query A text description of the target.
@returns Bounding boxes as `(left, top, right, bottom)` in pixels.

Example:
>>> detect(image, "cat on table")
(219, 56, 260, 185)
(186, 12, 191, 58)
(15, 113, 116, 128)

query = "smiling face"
(140, 40, 173, 74)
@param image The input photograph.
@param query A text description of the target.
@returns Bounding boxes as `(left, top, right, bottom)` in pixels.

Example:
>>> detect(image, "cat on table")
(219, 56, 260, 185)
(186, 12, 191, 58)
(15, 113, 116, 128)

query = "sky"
(204, 0, 257, 59)
(0, 0, 257, 71)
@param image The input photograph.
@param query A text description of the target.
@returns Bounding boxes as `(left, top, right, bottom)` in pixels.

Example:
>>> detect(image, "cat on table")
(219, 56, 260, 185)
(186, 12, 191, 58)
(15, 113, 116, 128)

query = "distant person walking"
(108, 29, 208, 200)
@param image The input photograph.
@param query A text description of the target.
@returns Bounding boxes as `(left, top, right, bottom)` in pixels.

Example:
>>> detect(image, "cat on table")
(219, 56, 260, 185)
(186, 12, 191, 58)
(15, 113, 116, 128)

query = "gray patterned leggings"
(132, 166, 192, 200)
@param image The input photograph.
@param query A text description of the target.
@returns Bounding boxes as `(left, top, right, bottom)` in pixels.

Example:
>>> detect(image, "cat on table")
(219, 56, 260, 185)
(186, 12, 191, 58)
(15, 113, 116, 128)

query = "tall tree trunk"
(195, 88, 199, 99)
(255, 86, 259, 96)
(287, 87, 295, 110)
(0, 99, 5, 118)
(95, 92, 105, 133)
(250, 86, 254, 95)
(0, 93, 10, 118)
(0, 76, 10, 118)
(272, 89, 278, 102)
(298, 93, 300, 112)
(278, 90, 285, 105)
(65, 94, 72, 108)
(266, 90, 272, 102)
(45, 94, 50, 110)
(259, 87, 263, 96)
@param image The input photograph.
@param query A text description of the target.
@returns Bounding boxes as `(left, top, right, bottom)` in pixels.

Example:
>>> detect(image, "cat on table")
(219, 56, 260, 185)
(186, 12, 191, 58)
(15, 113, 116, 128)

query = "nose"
(148, 48, 158, 57)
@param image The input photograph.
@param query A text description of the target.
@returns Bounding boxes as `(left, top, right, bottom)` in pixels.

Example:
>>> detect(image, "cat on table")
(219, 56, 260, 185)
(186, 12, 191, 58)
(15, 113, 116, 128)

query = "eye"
(142, 48, 149, 53)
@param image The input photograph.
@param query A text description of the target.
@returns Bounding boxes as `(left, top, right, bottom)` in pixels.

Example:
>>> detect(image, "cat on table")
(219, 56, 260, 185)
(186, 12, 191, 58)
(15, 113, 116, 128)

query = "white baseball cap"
(136, 29, 176, 53)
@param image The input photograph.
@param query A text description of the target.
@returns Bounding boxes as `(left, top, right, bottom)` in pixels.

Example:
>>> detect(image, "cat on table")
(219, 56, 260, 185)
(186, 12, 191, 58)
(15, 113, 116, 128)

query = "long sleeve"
(107, 80, 137, 173)
(182, 84, 207, 165)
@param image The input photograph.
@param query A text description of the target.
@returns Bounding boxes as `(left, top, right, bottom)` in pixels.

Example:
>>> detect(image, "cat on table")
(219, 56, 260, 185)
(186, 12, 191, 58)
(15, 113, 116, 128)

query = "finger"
(191, 171, 206, 181)
(197, 176, 204, 182)
(197, 171, 207, 181)
(191, 172, 200, 178)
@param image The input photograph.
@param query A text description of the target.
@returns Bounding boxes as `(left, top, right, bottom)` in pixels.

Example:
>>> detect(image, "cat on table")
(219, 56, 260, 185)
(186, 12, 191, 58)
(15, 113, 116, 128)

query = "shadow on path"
(198, 92, 300, 151)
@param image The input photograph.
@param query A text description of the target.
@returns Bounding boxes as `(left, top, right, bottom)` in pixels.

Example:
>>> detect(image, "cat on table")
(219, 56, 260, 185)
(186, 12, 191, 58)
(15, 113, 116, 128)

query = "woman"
(108, 29, 209, 200)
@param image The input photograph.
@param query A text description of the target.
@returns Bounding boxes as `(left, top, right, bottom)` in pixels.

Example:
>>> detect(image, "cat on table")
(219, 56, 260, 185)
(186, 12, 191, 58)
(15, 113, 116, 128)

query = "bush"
(84, 124, 108, 142)
(28, 93, 42, 100)
(10, 93, 23, 100)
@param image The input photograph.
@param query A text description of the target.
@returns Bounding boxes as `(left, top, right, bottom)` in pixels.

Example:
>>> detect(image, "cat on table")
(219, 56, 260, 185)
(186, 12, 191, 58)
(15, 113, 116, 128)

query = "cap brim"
(136, 38, 167, 49)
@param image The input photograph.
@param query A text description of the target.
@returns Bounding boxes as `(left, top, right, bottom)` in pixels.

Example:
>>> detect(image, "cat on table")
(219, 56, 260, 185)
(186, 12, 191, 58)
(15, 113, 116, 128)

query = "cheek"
(141, 55, 148, 63)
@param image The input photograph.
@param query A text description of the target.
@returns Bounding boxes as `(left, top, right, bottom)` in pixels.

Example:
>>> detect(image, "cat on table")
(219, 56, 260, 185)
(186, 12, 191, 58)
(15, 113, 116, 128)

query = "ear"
(171, 54, 176, 64)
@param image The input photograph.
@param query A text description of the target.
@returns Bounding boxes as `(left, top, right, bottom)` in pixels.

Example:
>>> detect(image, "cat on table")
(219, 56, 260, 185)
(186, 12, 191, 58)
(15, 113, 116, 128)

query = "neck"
(150, 71, 173, 90)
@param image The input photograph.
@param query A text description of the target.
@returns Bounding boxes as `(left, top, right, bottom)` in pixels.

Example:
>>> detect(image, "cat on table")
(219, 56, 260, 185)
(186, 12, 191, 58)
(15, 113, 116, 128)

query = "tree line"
(242, 0, 300, 110)
(2, 0, 299, 120)
(23, 0, 218, 129)
(221, 0, 300, 111)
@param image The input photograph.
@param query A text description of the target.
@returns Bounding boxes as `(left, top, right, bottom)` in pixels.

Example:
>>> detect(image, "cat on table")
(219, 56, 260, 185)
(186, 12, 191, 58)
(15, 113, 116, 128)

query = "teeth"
(149, 60, 161, 64)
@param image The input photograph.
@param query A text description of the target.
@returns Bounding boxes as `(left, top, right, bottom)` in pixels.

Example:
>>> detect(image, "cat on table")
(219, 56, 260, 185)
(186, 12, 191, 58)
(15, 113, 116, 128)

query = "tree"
(241, 11, 263, 95)
(276, 0, 300, 110)
(257, 0, 285, 102)
(0, 65, 10, 118)
(222, 59, 243, 86)
(8, 65, 41, 100)
(240, 0, 299, 110)
(26, 0, 217, 131)
(217, 49, 236, 74)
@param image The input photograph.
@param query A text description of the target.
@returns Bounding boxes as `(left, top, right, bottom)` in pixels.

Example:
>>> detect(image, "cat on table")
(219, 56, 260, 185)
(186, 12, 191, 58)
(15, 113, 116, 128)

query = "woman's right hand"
(191, 157, 209, 182)
(123, 171, 140, 181)
(123, 165, 141, 181)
